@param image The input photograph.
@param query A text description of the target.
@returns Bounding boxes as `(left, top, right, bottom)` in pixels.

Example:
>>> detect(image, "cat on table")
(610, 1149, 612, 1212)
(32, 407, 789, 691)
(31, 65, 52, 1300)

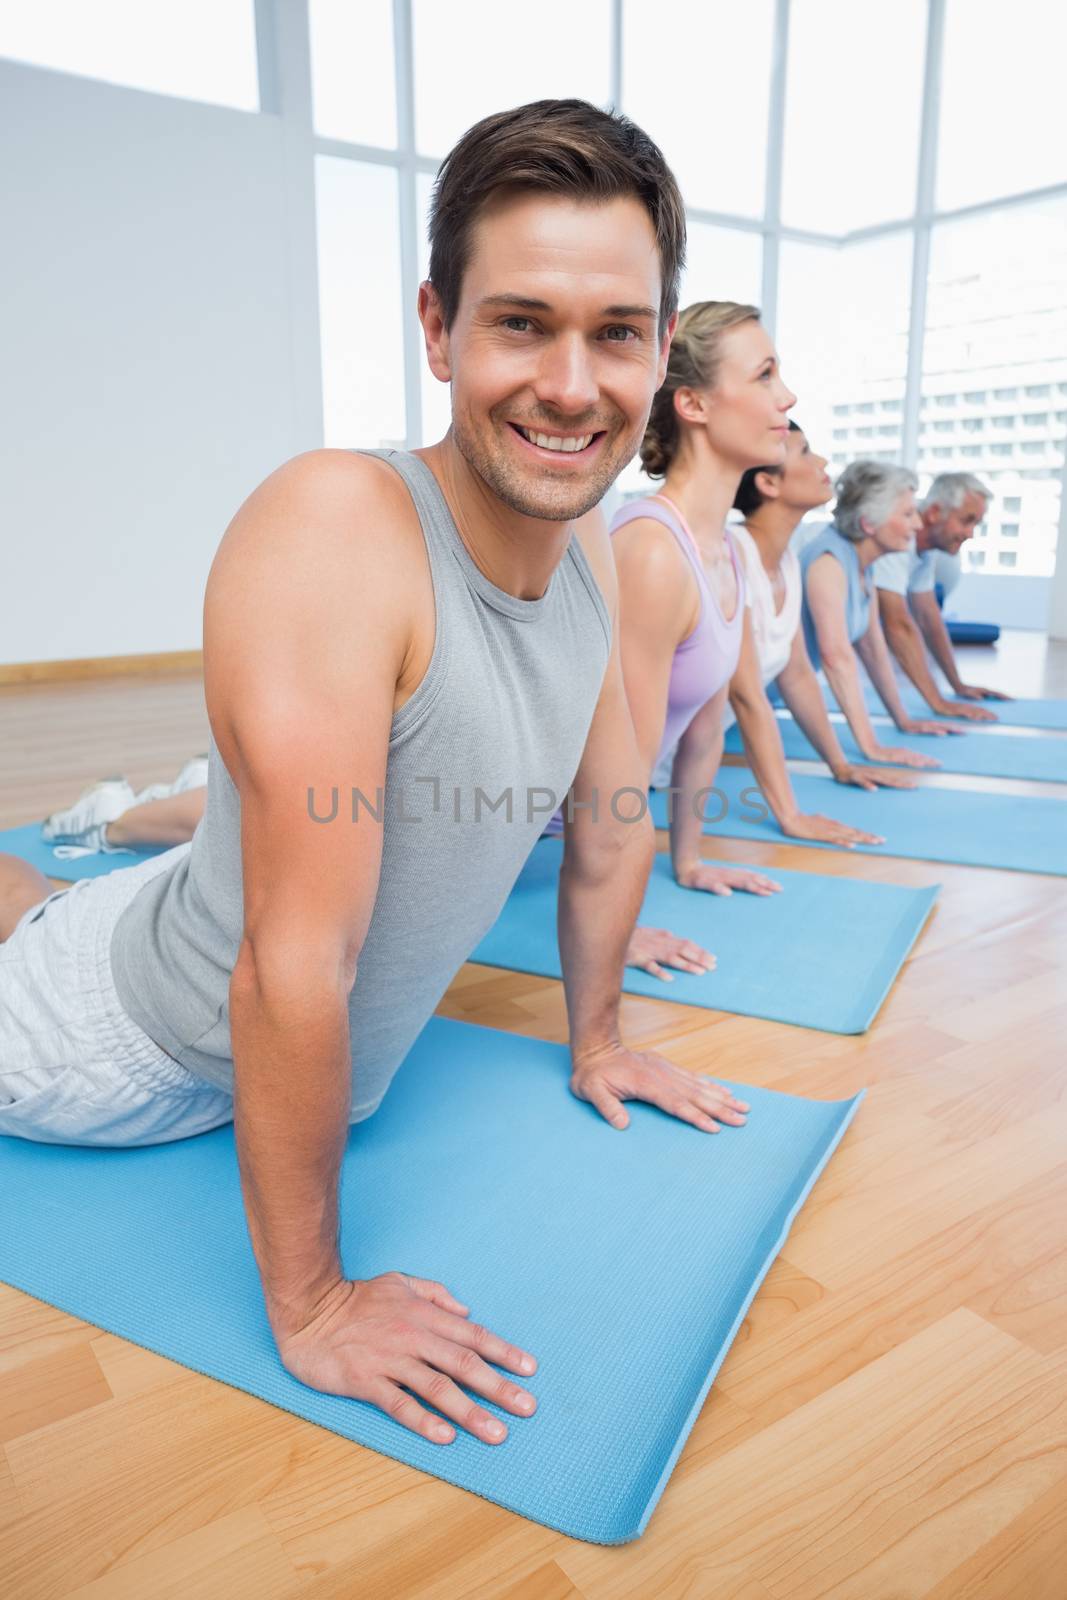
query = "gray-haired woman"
(799, 460, 964, 769)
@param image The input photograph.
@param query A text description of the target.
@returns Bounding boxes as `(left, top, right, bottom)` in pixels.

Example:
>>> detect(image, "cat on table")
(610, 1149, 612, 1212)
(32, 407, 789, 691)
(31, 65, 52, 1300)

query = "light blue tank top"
(799, 523, 872, 671)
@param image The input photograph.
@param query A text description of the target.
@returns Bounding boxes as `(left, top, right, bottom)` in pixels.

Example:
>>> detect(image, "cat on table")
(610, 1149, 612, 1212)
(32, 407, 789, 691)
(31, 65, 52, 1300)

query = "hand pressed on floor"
(275, 1272, 538, 1447)
(571, 1042, 749, 1134)
(676, 861, 782, 897)
(626, 924, 716, 982)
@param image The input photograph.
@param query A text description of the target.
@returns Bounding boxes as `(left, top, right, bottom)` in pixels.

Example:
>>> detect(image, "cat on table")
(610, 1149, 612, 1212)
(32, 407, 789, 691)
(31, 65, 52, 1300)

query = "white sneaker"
(42, 777, 137, 843)
(170, 754, 209, 795)
(130, 781, 171, 806)
(130, 756, 209, 808)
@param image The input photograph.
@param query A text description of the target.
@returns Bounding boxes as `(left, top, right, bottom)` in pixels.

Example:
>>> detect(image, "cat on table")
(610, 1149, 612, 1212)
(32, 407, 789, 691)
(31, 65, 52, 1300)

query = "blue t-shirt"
(799, 524, 872, 671)
(871, 545, 937, 597)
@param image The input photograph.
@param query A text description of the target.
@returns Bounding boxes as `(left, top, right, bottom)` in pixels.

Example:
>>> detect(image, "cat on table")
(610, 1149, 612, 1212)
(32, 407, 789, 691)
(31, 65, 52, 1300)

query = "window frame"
(255, 0, 1067, 569)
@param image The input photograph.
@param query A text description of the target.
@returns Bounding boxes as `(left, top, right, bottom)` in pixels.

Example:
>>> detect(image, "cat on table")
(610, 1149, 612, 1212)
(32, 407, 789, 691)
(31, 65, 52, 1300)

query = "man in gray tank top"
(0, 100, 747, 1447)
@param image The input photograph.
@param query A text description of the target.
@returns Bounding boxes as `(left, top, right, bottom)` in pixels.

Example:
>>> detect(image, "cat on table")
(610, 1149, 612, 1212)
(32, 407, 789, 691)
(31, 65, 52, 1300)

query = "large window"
(919, 199, 1067, 577)
(622, 0, 775, 221)
(316, 157, 406, 449)
(679, 222, 762, 313)
(417, 171, 452, 448)
(937, 0, 1067, 211)
(0, 0, 259, 110)
(310, 0, 396, 148)
(777, 234, 912, 473)
(781, 0, 926, 234)
(14, 0, 1064, 610)
(413, 0, 611, 159)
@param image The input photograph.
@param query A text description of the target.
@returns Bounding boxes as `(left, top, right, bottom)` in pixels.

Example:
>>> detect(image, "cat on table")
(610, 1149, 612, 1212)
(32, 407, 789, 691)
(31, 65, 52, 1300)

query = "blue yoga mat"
(649, 767, 1067, 876)
(472, 840, 936, 1035)
(725, 714, 1067, 783)
(0, 1016, 861, 1545)
(947, 621, 999, 645)
(0, 822, 167, 881)
(820, 679, 1067, 732)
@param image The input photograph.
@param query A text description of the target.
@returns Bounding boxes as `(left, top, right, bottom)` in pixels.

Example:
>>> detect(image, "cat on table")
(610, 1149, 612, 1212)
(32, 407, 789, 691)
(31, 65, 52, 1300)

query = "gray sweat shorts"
(0, 845, 234, 1147)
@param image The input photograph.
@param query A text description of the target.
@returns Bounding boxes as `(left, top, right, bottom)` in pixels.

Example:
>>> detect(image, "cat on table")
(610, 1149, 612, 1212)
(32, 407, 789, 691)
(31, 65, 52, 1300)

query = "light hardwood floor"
(1, 633, 1065, 1599)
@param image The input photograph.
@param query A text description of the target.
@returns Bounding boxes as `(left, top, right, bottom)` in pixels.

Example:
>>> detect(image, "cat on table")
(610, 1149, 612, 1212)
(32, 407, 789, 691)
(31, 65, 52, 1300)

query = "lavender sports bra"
(610, 494, 746, 767)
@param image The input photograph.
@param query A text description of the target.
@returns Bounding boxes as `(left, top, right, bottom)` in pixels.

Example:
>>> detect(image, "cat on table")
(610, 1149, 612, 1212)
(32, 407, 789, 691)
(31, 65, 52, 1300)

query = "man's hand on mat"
(626, 925, 716, 981)
(936, 697, 997, 723)
(866, 743, 940, 771)
(957, 683, 1011, 703)
(570, 1042, 749, 1134)
(832, 763, 918, 792)
(274, 1272, 538, 1447)
(898, 717, 969, 738)
(675, 862, 782, 897)
(780, 811, 884, 849)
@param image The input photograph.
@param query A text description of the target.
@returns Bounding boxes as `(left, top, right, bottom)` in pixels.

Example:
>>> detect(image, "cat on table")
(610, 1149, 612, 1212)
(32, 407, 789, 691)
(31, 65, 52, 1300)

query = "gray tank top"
(110, 449, 611, 1117)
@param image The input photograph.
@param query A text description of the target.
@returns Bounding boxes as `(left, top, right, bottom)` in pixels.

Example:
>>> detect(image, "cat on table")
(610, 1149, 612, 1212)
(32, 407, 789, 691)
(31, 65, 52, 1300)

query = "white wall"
(0, 58, 319, 665)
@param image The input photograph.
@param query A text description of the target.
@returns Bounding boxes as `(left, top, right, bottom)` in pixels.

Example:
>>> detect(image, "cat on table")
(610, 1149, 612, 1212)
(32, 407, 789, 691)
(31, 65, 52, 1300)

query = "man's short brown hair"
(428, 98, 686, 336)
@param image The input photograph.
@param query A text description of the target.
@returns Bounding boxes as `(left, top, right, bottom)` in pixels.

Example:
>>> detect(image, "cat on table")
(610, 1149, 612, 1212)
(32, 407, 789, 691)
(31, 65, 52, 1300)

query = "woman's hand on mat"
(937, 697, 997, 723)
(957, 682, 1011, 702)
(675, 862, 782, 897)
(832, 762, 918, 792)
(626, 925, 716, 981)
(570, 1042, 749, 1134)
(865, 743, 940, 771)
(898, 717, 969, 738)
(273, 1273, 538, 1448)
(780, 811, 884, 849)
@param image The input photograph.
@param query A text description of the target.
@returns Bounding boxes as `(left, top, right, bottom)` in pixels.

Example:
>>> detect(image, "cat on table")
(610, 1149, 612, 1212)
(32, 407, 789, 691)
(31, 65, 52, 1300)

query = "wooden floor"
(1, 632, 1066, 1599)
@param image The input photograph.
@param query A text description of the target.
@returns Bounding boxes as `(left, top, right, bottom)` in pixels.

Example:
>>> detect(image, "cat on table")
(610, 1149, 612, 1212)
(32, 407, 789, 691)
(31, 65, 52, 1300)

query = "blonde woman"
(617, 302, 877, 978)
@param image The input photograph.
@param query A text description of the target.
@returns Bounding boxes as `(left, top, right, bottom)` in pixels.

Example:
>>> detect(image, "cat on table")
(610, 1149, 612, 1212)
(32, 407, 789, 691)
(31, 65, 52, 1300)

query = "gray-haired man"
(873, 471, 1010, 722)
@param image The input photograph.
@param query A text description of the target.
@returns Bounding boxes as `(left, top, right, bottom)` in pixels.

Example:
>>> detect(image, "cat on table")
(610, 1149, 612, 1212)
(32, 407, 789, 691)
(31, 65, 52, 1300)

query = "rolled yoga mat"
(0, 1016, 862, 1545)
(472, 839, 937, 1034)
(0, 822, 168, 881)
(946, 621, 999, 645)
(725, 714, 1067, 783)
(819, 679, 1067, 732)
(649, 767, 1067, 877)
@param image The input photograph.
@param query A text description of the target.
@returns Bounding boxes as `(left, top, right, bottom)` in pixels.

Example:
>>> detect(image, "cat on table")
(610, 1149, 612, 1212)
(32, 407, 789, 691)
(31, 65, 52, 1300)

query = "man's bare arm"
(856, 592, 960, 742)
(909, 589, 1007, 709)
(877, 586, 961, 715)
(910, 587, 967, 690)
(206, 452, 410, 1326)
(204, 451, 537, 1446)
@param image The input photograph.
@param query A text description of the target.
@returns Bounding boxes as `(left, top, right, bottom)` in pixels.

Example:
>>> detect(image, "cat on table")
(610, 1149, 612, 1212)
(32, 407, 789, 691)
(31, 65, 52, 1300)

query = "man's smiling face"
(424, 190, 673, 522)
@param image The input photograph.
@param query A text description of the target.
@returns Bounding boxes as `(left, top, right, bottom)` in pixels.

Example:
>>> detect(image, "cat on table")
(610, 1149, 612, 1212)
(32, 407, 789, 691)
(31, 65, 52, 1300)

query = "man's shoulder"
(872, 547, 912, 595)
(256, 447, 417, 534)
(214, 448, 424, 581)
(907, 545, 938, 592)
(203, 451, 430, 728)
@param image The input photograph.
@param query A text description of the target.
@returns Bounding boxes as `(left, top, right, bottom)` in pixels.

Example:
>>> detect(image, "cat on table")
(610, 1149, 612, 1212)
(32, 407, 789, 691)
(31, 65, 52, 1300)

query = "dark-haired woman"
(725, 425, 918, 797)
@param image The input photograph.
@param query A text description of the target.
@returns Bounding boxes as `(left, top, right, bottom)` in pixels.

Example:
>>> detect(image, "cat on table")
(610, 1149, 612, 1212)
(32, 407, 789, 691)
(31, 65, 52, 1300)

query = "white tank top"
(722, 523, 801, 732)
(732, 523, 800, 684)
